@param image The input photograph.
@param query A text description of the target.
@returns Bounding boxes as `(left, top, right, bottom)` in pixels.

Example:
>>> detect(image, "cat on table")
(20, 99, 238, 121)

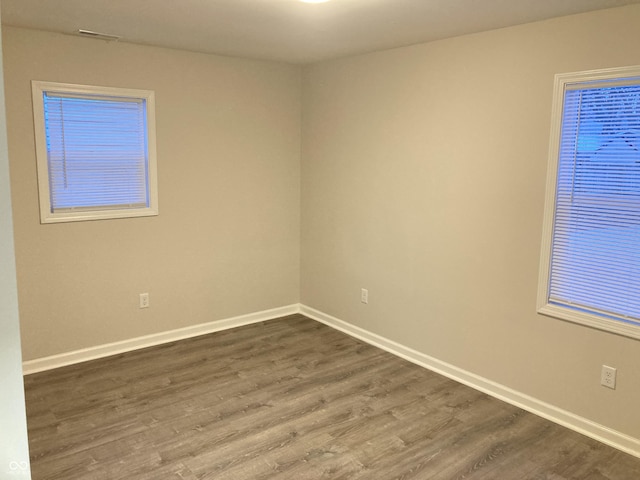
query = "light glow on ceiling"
(300, 0, 331, 3)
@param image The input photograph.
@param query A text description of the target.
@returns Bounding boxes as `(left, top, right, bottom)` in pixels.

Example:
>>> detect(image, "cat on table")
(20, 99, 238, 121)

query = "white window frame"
(538, 65, 640, 340)
(32, 81, 158, 223)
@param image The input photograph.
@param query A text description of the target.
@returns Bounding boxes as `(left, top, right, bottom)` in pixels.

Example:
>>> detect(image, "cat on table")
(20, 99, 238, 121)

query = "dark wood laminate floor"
(24, 314, 640, 479)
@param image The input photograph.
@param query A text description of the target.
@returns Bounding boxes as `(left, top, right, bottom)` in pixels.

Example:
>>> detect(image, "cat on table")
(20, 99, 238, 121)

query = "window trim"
(31, 81, 159, 223)
(537, 65, 640, 340)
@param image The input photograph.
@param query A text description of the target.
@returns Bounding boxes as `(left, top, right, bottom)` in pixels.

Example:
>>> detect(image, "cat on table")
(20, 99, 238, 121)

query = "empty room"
(2, 0, 640, 478)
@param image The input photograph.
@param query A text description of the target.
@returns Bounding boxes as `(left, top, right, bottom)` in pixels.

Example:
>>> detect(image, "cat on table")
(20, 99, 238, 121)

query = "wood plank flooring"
(24, 314, 640, 479)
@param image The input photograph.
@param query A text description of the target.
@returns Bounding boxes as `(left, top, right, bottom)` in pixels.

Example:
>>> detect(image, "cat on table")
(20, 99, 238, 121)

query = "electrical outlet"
(139, 293, 150, 309)
(601, 365, 616, 389)
(361, 288, 369, 304)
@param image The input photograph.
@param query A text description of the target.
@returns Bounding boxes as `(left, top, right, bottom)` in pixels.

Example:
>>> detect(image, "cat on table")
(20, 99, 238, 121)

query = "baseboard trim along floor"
(299, 305, 640, 460)
(22, 302, 640, 459)
(21, 304, 300, 375)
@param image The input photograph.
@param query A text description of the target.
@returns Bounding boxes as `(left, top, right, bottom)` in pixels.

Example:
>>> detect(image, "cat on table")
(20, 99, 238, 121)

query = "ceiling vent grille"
(77, 30, 121, 41)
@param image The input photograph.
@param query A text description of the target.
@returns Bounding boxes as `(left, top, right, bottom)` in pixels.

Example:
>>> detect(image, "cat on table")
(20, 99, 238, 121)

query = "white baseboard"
(22, 304, 300, 375)
(22, 302, 640, 458)
(300, 304, 640, 459)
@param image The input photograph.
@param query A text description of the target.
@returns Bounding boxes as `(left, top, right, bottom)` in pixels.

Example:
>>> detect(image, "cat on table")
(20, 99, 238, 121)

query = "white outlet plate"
(139, 293, 150, 309)
(361, 288, 368, 304)
(600, 365, 616, 389)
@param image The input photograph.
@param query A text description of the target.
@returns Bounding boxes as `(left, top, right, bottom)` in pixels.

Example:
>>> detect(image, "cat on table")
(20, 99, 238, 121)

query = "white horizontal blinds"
(43, 92, 149, 212)
(549, 81, 640, 324)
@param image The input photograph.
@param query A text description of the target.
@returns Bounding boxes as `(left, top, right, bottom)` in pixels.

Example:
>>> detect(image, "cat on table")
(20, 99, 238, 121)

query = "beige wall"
(3, 27, 301, 361)
(301, 5, 640, 438)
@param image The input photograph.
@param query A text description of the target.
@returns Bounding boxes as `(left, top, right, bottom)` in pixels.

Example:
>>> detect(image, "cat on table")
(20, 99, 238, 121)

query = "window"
(32, 81, 158, 223)
(538, 66, 640, 339)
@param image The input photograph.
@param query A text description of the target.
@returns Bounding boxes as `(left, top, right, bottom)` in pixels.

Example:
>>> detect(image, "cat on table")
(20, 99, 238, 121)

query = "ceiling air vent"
(77, 29, 121, 41)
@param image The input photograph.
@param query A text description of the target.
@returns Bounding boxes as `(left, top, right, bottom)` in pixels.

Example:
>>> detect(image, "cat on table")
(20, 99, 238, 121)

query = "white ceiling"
(2, 0, 639, 64)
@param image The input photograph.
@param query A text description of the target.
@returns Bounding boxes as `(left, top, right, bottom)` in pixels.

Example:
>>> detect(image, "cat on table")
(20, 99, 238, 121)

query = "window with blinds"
(538, 66, 640, 339)
(32, 81, 158, 223)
